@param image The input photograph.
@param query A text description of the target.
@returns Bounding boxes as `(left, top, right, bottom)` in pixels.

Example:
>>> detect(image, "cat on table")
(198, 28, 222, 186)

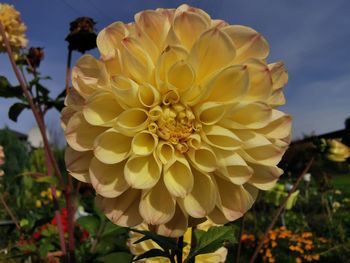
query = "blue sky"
(1, 0, 349, 140)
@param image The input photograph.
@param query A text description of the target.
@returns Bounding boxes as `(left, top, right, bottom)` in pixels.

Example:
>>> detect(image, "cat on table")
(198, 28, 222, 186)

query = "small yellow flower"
(63, 4, 291, 236)
(35, 200, 42, 208)
(0, 4, 27, 53)
(296, 258, 302, 263)
(326, 139, 350, 162)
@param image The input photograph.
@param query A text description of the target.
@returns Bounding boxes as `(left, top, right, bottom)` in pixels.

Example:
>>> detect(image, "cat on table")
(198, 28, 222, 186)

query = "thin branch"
(235, 214, 246, 263)
(90, 219, 107, 253)
(0, 194, 20, 230)
(177, 236, 184, 263)
(249, 157, 314, 263)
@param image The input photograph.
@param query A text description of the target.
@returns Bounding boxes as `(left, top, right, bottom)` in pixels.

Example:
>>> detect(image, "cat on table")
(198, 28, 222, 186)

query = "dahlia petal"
(189, 28, 236, 81)
(256, 110, 292, 139)
(124, 153, 161, 189)
(156, 205, 188, 238)
(223, 25, 269, 62)
(176, 4, 211, 25)
(72, 55, 109, 96)
(234, 130, 272, 148)
(268, 61, 288, 91)
(83, 91, 124, 126)
(196, 247, 228, 263)
(214, 176, 256, 221)
(65, 147, 93, 183)
(248, 163, 283, 190)
(65, 112, 106, 151)
(187, 144, 217, 173)
(187, 133, 202, 150)
(194, 102, 228, 126)
(214, 151, 253, 185)
(115, 108, 149, 136)
(64, 88, 85, 110)
(167, 60, 195, 93)
(155, 45, 188, 89)
(139, 179, 175, 225)
(103, 54, 124, 76)
(181, 169, 217, 218)
(135, 10, 171, 50)
(61, 107, 76, 131)
(173, 11, 209, 50)
(222, 102, 272, 129)
(111, 76, 141, 108)
(268, 89, 286, 107)
(138, 83, 161, 108)
(207, 206, 229, 225)
(202, 125, 241, 151)
(156, 141, 175, 165)
(239, 144, 284, 166)
(244, 59, 273, 101)
(94, 129, 132, 164)
(132, 131, 158, 156)
(163, 154, 194, 198)
(121, 37, 154, 83)
(97, 21, 128, 58)
(89, 157, 128, 198)
(96, 189, 143, 227)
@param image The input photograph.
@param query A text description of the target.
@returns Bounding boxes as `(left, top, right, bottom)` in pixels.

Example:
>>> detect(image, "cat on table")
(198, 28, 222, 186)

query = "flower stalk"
(0, 193, 20, 230)
(249, 157, 315, 263)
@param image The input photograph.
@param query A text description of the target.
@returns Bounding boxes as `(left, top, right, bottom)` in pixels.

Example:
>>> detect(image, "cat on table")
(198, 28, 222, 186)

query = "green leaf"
(133, 249, 170, 261)
(102, 221, 128, 238)
(185, 226, 236, 263)
(8, 102, 29, 122)
(131, 228, 177, 250)
(97, 252, 133, 263)
(35, 175, 59, 186)
(0, 76, 23, 98)
(76, 215, 100, 236)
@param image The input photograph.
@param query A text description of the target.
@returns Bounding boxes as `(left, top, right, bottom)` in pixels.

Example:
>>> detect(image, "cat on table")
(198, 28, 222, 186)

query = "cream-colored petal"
(131, 26, 159, 64)
(97, 21, 128, 58)
(268, 61, 288, 91)
(138, 83, 161, 108)
(115, 108, 149, 136)
(155, 45, 188, 91)
(207, 206, 229, 225)
(173, 10, 209, 50)
(103, 54, 123, 76)
(139, 179, 175, 225)
(167, 60, 195, 93)
(156, 205, 188, 238)
(181, 169, 217, 218)
(188, 28, 236, 82)
(175, 4, 211, 25)
(239, 144, 284, 166)
(132, 131, 158, 156)
(256, 110, 292, 139)
(135, 10, 171, 50)
(64, 88, 85, 110)
(195, 247, 228, 263)
(214, 176, 256, 221)
(221, 102, 272, 129)
(83, 91, 124, 126)
(202, 125, 241, 151)
(268, 89, 286, 107)
(194, 102, 228, 126)
(94, 128, 132, 164)
(156, 141, 175, 165)
(248, 163, 283, 190)
(65, 112, 106, 151)
(72, 55, 109, 96)
(65, 147, 93, 183)
(214, 150, 253, 185)
(96, 189, 143, 227)
(61, 107, 76, 131)
(163, 154, 193, 198)
(187, 133, 202, 150)
(89, 157, 129, 198)
(124, 153, 161, 189)
(244, 59, 273, 101)
(111, 75, 141, 108)
(223, 25, 269, 63)
(120, 36, 154, 83)
(187, 144, 217, 173)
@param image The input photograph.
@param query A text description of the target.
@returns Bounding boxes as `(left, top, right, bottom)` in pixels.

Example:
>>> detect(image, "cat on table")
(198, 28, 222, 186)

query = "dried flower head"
(0, 3, 27, 53)
(65, 17, 97, 53)
(27, 47, 44, 68)
(63, 4, 291, 237)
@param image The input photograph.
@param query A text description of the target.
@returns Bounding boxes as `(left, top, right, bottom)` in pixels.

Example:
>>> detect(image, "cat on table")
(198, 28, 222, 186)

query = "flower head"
(63, 4, 291, 237)
(326, 139, 350, 162)
(0, 3, 27, 53)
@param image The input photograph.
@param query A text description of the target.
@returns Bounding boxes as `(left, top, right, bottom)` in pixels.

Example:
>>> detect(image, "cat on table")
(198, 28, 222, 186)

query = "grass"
(332, 172, 350, 195)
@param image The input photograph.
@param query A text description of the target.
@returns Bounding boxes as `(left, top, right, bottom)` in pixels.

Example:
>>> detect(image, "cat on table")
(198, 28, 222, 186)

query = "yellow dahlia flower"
(0, 3, 27, 53)
(62, 4, 291, 237)
(326, 139, 350, 162)
(128, 221, 227, 262)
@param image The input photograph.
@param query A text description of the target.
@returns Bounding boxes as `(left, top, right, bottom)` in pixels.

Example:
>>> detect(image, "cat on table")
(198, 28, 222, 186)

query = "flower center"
(149, 103, 199, 153)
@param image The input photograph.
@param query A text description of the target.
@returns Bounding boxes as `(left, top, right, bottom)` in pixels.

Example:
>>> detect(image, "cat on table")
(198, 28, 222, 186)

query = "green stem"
(177, 236, 184, 263)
